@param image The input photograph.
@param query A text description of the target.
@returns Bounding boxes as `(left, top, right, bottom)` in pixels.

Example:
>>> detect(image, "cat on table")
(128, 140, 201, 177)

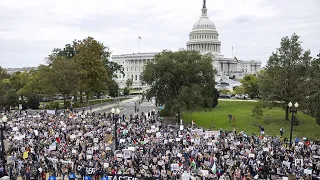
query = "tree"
(19, 68, 52, 109)
(240, 74, 259, 98)
(142, 50, 218, 120)
(233, 86, 245, 95)
(47, 37, 120, 103)
(126, 79, 133, 89)
(108, 80, 119, 98)
(46, 58, 80, 106)
(305, 53, 320, 124)
(259, 33, 312, 120)
(251, 103, 263, 121)
(123, 87, 130, 96)
(0, 67, 10, 80)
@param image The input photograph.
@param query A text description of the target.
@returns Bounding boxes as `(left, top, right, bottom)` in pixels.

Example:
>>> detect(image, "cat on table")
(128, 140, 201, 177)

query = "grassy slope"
(182, 100, 320, 140)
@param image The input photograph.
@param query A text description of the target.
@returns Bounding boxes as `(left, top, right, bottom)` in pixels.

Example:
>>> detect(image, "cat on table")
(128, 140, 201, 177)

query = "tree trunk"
(285, 106, 289, 120)
(80, 91, 83, 103)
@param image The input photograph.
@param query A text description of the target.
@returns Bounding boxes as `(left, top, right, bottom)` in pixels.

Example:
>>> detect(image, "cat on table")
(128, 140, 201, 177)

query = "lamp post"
(111, 108, 121, 150)
(288, 102, 298, 149)
(0, 116, 7, 175)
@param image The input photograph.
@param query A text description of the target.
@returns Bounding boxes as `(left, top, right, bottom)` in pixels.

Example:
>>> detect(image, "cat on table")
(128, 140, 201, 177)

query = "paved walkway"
(84, 96, 141, 113)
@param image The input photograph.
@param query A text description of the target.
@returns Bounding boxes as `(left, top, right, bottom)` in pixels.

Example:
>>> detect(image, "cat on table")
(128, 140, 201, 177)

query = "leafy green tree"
(19, 68, 52, 109)
(0, 79, 19, 109)
(259, 33, 312, 120)
(142, 50, 218, 121)
(108, 80, 119, 98)
(126, 79, 133, 89)
(123, 87, 130, 96)
(47, 58, 80, 106)
(47, 37, 120, 103)
(233, 86, 245, 95)
(240, 74, 259, 98)
(305, 53, 320, 124)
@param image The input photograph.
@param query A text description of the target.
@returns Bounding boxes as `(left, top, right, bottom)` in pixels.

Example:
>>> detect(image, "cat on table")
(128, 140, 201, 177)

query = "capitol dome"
(192, 17, 216, 30)
(187, 0, 221, 55)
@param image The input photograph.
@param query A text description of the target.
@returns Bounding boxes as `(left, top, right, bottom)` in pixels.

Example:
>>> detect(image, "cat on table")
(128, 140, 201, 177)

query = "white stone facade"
(113, 1, 261, 88)
(113, 52, 157, 89)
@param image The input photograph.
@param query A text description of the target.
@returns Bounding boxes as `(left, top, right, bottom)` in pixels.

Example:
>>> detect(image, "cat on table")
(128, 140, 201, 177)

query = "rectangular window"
(135, 75, 137, 80)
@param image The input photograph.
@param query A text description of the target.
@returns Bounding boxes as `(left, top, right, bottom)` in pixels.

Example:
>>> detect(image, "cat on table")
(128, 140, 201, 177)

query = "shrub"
(73, 101, 80, 108)
(64, 101, 71, 109)
(123, 87, 130, 96)
(49, 101, 60, 109)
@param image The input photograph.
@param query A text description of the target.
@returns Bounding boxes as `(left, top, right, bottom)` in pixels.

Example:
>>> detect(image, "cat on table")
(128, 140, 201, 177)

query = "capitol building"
(113, 0, 261, 88)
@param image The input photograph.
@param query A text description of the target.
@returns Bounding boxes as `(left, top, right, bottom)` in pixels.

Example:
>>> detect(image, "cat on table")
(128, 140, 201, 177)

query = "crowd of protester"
(1, 104, 320, 180)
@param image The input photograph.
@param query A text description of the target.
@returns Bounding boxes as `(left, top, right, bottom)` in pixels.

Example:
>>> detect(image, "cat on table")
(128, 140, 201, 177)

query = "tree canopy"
(240, 74, 259, 98)
(142, 50, 218, 118)
(259, 33, 313, 120)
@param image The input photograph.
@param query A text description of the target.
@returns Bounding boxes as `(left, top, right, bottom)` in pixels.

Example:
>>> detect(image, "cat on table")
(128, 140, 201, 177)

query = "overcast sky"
(1, 0, 319, 68)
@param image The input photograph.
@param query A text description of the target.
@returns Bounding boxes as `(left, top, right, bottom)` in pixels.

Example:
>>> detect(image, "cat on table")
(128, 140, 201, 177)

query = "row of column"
(219, 62, 238, 73)
(189, 43, 220, 52)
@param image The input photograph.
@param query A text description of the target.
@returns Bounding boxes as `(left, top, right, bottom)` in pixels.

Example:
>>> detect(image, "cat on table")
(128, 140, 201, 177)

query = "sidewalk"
(84, 96, 140, 113)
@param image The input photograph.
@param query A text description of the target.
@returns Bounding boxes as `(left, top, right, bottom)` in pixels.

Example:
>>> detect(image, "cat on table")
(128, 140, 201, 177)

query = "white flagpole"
(138, 37, 140, 53)
(232, 46, 234, 57)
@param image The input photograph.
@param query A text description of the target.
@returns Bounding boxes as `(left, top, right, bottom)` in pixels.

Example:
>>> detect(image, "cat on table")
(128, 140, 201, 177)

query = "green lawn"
(182, 100, 320, 140)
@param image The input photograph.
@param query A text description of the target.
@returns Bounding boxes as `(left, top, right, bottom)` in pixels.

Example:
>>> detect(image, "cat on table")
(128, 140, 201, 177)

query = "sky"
(0, 0, 319, 68)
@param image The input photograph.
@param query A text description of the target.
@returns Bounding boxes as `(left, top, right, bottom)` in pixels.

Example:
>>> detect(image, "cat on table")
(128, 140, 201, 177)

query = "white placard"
(177, 153, 182, 158)
(119, 139, 125, 143)
(207, 142, 213, 146)
(87, 148, 93, 154)
(94, 138, 99, 143)
(103, 163, 109, 168)
(176, 138, 181, 141)
(313, 155, 320, 159)
(304, 169, 312, 174)
(249, 154, 255, 158)
(151, 125, 155, 129)
(87, 154, 92, 159)
(201, 170, 209, 177)
(156, 132, 161, 138)
(128, 147, 135, 151)
(123, 149, 132, 159)
(170, 164, 180, 171)
(263, 148, 269, 152)
(180, 125, 184, 131)
(12, 127, 19, 131)
(72, 149, 77, 154)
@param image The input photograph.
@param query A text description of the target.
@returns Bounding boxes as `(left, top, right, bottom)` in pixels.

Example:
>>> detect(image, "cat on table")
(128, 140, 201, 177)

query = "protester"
(2, 106, 320, 180)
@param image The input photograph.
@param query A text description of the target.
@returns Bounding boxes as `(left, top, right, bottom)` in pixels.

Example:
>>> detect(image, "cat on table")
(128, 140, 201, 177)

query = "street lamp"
(0, 116, 7, 175)
(288, 102, 298, 149)
(111, 108, 121, 150)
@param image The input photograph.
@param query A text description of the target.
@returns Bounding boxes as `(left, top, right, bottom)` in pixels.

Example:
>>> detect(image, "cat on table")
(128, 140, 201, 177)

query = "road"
(219, 98, 258, 102)
(100, 99, 157, 117)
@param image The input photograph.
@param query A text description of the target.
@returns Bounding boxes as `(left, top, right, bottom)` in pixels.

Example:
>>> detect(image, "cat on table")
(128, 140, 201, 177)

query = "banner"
(105, 175, 160, 180)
